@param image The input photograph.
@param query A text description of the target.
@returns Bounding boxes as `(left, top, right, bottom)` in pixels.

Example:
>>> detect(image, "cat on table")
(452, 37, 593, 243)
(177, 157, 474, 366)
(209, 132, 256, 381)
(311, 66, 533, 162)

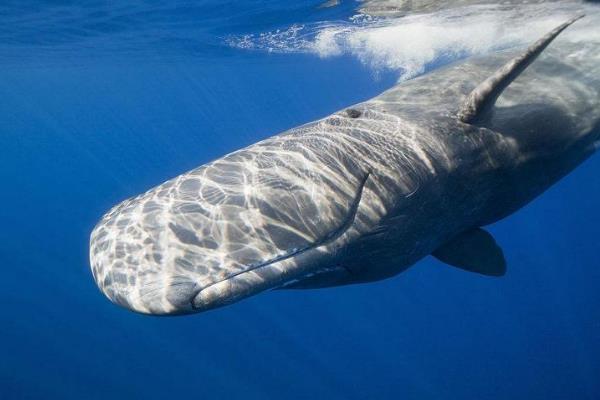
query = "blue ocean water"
(1, 1, 599, 399)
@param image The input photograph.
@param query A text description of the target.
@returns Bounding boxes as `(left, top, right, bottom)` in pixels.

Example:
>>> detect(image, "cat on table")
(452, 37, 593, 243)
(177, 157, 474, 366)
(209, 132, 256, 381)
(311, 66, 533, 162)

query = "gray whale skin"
(89, 16, 600, 315)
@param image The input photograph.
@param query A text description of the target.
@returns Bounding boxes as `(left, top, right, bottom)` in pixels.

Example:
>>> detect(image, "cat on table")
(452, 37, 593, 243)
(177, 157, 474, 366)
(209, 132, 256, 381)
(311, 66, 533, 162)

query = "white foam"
(226, 2, 599, 80)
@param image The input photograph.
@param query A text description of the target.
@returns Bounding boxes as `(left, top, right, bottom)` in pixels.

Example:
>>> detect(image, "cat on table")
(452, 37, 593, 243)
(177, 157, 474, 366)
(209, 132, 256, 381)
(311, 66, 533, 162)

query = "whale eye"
(345, 108, 361, 118)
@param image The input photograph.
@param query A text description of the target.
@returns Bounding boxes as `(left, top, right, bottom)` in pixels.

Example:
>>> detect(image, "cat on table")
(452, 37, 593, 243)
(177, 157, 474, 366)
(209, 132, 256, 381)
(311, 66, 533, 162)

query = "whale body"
(358, 0, 598, 17)
(89, 17, 599, 315)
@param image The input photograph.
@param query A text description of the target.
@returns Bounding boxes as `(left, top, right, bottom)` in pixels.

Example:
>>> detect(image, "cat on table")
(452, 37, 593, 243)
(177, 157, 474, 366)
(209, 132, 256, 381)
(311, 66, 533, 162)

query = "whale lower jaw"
(190, 172, 371, 313)
(191, 247, 337, 312)
(192, 267, 272, 312)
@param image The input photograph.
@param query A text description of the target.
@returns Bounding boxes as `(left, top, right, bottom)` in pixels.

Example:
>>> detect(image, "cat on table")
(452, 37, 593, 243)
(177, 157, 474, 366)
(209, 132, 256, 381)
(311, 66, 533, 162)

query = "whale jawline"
(190, 171, 371, 311)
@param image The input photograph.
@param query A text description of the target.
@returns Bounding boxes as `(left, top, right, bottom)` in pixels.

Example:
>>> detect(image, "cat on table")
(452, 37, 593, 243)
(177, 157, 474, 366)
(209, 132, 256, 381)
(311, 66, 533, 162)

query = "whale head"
(90, 131, 371, 315)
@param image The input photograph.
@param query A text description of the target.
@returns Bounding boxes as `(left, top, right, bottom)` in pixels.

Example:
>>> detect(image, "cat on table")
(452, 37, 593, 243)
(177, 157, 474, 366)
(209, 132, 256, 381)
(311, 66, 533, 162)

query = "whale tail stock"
(457, 14, 585, 124)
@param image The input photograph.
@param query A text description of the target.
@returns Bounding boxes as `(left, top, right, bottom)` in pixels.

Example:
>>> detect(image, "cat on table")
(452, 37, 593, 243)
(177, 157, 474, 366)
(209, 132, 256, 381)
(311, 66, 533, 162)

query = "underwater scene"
(1, 1, 599, 399)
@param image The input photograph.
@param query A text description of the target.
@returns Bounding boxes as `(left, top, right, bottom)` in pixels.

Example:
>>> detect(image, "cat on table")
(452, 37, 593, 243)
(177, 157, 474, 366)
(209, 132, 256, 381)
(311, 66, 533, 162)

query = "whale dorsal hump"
(457, 15, 584, 124)
(433, 228, 506, 276)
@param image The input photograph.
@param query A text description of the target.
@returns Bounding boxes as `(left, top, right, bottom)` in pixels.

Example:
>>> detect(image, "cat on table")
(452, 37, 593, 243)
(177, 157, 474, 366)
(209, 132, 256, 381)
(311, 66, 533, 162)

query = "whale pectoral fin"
(432, 228, 506, 276)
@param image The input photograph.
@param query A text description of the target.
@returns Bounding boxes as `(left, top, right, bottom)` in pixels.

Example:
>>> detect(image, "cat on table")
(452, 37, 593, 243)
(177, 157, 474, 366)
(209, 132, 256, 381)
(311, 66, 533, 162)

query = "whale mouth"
(190, 171, 370, 312)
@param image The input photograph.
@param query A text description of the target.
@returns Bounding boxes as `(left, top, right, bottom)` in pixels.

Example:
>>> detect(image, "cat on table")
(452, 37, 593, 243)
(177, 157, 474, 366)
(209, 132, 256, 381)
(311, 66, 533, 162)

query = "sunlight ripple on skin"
(90, 11, 600, 315)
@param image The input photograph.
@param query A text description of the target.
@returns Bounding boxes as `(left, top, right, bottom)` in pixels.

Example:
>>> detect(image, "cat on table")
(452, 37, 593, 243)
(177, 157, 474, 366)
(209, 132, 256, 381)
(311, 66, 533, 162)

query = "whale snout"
(88, 188, 313, 315)
(89, 200, 300, 315)
(90, 195, 217, 315)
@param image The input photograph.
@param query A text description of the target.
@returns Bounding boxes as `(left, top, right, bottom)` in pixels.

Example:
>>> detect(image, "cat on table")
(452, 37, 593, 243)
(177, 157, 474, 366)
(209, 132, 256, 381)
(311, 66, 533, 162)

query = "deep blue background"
(1, 2, 599, 399)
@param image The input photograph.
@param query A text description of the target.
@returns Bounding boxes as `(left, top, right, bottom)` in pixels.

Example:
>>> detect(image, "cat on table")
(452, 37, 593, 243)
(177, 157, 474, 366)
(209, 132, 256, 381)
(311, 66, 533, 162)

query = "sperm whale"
(90, 16, 599, 315)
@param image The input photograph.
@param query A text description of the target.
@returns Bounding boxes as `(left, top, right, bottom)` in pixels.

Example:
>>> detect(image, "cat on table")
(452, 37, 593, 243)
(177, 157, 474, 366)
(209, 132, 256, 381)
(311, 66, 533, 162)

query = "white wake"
(226, 1, 599, 80)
